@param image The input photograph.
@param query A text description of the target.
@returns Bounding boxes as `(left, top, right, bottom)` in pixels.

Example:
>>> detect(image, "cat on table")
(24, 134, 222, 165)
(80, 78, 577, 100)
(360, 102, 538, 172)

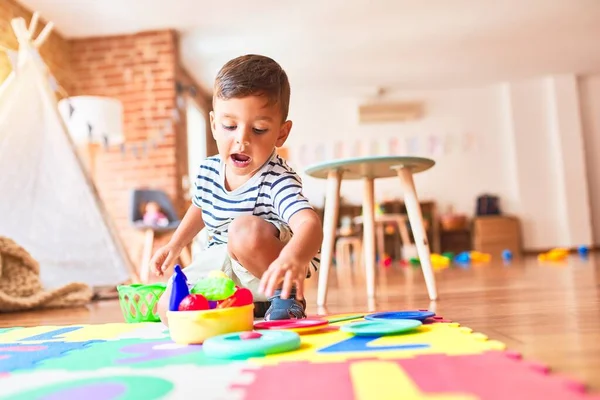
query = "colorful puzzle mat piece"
(231, 352, 600, 400)
(248, 322, 505, 365)
(0, 364, 257, 400)
(0, 313, 598, 400)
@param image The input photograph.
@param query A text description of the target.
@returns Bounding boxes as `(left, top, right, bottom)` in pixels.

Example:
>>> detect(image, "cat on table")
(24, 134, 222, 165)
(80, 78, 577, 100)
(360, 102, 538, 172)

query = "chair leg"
(317, 169, 342, 307)
(396, 167, 438, 301)
(140, 229, 155, 283)
(362, 177, 376, 299)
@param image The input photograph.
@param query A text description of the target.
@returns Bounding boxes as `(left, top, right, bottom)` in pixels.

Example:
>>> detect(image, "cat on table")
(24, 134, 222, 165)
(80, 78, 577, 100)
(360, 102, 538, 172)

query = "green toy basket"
(117, 283, 167, 323)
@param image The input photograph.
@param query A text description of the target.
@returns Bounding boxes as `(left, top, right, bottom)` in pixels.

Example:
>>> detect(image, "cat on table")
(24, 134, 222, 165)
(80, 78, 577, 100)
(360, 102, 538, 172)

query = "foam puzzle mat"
(0, 312, 598, 400)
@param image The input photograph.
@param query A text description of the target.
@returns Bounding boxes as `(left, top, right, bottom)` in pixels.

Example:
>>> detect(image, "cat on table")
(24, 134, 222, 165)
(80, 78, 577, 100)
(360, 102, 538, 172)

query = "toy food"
(178, 294, 210, 311)
(222, 287, 253, 307)
(208, 270, 229, 279)
(191, 275, 236, 301)
(169, 265, 189, 311)
(167, 273, 256, 345)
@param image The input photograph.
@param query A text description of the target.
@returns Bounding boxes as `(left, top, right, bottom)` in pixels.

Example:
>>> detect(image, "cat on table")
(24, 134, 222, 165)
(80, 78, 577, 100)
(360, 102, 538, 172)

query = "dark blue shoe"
(264, 289, 306, 320)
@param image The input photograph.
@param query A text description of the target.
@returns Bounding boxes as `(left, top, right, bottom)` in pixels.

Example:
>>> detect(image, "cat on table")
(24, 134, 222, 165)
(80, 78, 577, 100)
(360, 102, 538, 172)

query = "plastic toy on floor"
(578, 245, 589, 258)
(166, 267, 255, 344)
(454, 250, 491, 264)
(537, 248, 569, 262)
(408, 253, 451, 269)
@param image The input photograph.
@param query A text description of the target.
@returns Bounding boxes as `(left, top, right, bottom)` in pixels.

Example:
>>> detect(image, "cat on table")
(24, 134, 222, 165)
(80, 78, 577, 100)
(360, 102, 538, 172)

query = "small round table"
(304, 156, 438, 306)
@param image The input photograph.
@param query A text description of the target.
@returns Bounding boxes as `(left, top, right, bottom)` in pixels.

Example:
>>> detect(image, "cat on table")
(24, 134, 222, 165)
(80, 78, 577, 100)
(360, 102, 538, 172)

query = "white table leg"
(362, 177, 376, 298)
(396, 167, 438, 301)
(317, 169, 342, 306)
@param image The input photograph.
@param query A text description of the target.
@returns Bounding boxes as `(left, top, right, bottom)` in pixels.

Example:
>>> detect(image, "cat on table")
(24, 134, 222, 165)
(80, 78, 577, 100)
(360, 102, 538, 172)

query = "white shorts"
(180, 222, 294, 302)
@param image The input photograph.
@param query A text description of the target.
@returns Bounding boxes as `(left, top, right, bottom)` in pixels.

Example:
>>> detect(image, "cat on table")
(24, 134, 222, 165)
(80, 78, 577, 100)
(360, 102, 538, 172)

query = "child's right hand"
(150, 244, 182, 276)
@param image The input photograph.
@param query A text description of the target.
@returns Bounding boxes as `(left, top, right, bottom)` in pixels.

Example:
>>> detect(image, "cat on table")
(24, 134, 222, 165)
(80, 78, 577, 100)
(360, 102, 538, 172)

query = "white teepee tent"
(0, 15, 137, 290)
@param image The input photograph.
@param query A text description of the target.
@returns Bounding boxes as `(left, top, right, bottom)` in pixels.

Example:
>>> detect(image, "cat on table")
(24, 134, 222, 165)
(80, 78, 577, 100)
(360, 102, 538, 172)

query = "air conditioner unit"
(358, 101, 424, 124)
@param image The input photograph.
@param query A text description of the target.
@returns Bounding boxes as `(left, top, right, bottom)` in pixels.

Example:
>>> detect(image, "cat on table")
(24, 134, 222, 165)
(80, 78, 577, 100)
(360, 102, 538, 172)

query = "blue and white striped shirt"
(192, 151, 319, 271)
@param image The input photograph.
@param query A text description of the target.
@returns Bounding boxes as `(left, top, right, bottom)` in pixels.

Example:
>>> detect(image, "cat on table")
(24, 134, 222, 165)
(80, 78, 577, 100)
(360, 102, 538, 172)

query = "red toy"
(230, 287, 253, 306)
(178, 294, 210, 311)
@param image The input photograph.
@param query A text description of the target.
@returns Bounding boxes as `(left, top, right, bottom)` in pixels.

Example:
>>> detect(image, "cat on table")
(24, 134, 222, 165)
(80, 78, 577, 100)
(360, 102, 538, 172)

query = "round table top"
(304, 156, 435, 180)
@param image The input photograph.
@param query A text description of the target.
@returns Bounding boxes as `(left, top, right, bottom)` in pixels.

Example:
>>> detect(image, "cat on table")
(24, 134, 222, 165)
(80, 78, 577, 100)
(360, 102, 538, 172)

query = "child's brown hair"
(214, 54, 291, 121)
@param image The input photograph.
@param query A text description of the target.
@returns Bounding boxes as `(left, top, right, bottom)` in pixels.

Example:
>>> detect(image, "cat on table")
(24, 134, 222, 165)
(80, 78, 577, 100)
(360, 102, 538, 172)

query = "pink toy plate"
(254, 318, 329, 333)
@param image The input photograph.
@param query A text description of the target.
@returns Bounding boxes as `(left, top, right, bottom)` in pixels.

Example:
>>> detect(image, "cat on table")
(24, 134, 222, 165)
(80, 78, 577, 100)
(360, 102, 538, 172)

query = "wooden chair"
(129, 189, 191, 282)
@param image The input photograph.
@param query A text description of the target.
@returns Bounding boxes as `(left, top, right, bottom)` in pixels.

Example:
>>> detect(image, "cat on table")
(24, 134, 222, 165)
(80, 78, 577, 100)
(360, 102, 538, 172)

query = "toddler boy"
(152, 54, 323, 322)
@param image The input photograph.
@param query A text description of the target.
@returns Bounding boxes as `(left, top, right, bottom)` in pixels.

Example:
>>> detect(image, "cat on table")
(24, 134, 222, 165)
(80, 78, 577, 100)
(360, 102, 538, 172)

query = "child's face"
(210, 95, 292, 185)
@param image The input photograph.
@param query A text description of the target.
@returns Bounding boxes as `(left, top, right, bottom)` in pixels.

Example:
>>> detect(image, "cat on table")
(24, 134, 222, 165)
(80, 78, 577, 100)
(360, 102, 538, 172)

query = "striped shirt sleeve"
(270, 171, 313, 224)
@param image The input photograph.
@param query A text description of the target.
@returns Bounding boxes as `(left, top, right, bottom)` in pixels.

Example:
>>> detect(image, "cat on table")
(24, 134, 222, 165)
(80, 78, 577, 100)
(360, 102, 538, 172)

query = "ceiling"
(17, 0, 600, 93)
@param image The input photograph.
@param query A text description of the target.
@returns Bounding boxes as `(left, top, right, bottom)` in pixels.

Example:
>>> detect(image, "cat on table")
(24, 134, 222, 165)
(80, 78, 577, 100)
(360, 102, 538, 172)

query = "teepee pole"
(11, 18, 29, 45)
(33, 21, 53, 48)
(28, 12, 39, 37)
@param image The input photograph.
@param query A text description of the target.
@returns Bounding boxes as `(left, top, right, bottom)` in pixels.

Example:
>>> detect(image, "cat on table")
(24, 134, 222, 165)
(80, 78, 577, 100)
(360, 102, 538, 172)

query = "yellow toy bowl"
(167, 304, 255, 345)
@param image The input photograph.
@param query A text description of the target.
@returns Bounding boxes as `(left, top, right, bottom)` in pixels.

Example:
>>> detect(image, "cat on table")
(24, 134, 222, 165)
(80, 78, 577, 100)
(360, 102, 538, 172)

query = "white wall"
(580, 75, 600, 245)
(284, 73, 597, 250)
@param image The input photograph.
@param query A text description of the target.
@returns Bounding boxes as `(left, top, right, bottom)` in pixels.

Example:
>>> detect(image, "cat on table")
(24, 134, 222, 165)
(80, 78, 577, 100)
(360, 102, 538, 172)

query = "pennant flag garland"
(292, 132, 480, 167)
(333, 140, 344, 159)
(406, 136, 419, 154)
(369, 139, 380, 156)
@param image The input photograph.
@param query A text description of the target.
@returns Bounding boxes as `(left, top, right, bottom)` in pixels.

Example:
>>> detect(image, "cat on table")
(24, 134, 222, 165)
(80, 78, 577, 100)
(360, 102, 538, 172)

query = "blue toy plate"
(203, 330, 300, 359)
(341, 319, 422, 336)
(365, 310, 435, 322)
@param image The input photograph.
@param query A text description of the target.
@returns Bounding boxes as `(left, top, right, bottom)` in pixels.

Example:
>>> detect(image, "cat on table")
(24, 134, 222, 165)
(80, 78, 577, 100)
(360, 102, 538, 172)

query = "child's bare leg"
(228, 215, 306, 320)
(227, 216, 285, 278)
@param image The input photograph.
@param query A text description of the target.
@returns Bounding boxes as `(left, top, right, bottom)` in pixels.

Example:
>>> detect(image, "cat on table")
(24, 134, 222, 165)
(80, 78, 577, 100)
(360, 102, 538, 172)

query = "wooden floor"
(1, 252, 599, 392)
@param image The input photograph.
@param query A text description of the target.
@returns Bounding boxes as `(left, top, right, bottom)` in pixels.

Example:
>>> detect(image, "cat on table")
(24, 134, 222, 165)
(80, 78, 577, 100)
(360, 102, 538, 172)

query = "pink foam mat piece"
(398, 351, 600, 400)
(231, 352, 600, 400)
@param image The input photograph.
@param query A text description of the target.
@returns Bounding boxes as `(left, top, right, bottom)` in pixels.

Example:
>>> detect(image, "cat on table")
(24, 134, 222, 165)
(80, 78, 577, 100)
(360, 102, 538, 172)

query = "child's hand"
(150, 244, 182, 276)
(259, 253, 306, 300)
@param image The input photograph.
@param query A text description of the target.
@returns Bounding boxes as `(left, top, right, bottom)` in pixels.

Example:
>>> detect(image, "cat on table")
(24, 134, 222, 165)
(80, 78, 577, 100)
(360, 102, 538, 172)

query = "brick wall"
(70, 30, 191, 265)
(0, 0, 72, 91)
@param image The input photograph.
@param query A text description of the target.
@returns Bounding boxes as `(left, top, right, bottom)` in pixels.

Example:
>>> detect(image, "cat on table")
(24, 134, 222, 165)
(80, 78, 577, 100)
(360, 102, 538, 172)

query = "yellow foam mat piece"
(250, 322, 506, 365)
(350, 360, 477, 400)
(0, 323, 152, 343)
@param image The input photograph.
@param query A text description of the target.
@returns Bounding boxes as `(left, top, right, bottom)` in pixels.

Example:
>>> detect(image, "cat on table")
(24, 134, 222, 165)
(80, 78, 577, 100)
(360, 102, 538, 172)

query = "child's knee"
(228, 216, 278, 255)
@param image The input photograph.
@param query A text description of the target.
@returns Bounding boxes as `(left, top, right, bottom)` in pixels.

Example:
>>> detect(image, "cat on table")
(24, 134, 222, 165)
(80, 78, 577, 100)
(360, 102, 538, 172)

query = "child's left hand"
(259, 253, 306, 300)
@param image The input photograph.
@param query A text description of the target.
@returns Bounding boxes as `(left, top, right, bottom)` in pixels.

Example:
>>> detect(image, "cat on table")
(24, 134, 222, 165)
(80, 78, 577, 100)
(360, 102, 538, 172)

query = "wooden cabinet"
(472, 216, 522, 258)
(440, 229, 472, 254)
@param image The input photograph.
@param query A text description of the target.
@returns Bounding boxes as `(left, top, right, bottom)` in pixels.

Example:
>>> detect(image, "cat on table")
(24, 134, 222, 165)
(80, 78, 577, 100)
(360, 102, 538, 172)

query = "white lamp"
(57, 96, 125, 179)
(58, 96, 124, 145)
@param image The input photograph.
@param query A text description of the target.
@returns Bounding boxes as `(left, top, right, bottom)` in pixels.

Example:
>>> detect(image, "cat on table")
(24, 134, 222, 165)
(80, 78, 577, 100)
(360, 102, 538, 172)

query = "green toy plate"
(202, 330, 301, 359)
(340, 319, 422, 336)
